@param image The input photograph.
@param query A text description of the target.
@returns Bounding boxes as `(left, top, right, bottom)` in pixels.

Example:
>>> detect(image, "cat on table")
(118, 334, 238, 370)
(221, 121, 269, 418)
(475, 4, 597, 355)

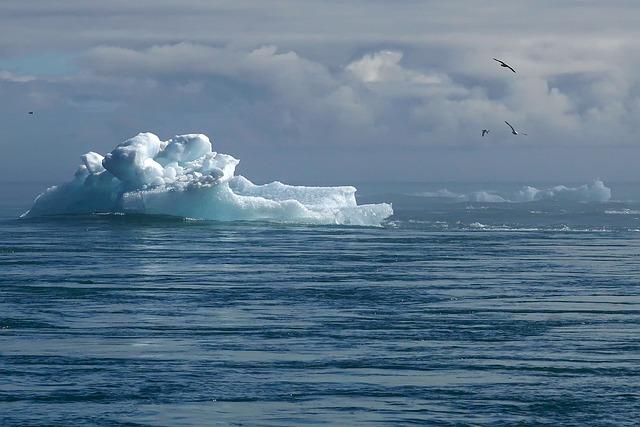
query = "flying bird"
(482, 129, 489, 137)
(28, 111, 34, 115)
(493, 58, 516, 73)
(505, 121, 527, 135)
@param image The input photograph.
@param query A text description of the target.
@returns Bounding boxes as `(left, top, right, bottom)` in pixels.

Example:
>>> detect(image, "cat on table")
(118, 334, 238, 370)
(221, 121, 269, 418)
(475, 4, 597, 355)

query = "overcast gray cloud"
(1, 1, 639, 183)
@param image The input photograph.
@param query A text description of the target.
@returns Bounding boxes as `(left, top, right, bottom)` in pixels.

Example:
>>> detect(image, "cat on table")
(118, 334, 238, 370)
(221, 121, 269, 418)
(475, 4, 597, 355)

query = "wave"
(464, 222, 611, 232)
(384, 218, 628, 233)
(416, 180, 611, 203)
(22, 133, 393, 226)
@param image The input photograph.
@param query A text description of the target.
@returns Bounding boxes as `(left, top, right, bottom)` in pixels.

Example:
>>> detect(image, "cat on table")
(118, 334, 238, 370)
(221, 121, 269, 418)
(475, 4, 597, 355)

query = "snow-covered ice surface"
(22, 133, 393, 226)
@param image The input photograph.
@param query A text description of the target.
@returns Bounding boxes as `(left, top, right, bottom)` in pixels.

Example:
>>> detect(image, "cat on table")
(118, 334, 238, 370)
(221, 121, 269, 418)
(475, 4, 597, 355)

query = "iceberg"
(417, 180, 611, 203)
(510, 180, 611, 202)
(22, 132, 393, 226)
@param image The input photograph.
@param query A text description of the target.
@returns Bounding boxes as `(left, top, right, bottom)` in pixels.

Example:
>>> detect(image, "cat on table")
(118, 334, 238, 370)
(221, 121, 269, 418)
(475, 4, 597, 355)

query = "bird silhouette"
(505, 121, 527, 135)
(28, 111, 34, 115)
(482, 129, 489, 137)
(493, 58, 516, 73)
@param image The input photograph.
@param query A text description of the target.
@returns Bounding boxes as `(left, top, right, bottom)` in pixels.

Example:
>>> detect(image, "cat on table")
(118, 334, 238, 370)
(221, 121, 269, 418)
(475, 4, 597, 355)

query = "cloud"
(346, 50, 442, 85)
(0, 70, 35, 83)
(2, 1, 640, 182)
(5, 41, 640, 152)
(79, 43, 378, 142)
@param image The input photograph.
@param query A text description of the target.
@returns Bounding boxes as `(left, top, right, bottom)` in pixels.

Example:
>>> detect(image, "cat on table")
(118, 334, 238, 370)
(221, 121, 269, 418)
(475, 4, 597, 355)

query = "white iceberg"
(417, 180, 611, 203)
(511, 180, 611, 202)
(23, 132, 393, 226)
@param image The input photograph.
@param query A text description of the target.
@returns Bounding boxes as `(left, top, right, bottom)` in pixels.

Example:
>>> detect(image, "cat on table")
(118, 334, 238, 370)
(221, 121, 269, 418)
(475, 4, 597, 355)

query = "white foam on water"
(22, 132, 393, 226)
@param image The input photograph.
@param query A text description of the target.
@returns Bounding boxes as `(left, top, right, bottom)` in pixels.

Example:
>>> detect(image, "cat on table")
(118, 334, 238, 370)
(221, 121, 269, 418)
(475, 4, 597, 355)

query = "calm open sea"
(1, 181, 640, 426)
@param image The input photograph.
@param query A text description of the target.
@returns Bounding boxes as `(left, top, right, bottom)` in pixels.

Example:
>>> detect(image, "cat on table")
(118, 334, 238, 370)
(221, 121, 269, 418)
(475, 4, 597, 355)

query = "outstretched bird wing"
(493, 58, 516, 73)
(504, 121, 516, 133)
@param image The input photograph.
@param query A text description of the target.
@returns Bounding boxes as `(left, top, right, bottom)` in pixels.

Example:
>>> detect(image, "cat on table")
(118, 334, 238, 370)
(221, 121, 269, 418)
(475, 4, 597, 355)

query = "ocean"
(1, 181, 640, 426)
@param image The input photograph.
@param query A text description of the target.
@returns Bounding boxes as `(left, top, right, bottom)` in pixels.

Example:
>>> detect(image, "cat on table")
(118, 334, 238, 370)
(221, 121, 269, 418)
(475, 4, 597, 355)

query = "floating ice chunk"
(157, 134, 212, 163)
(416, 180, 611, 203)
(25, 171, 121, 217)
(102, 132, 164, 186)
(468, 191, 506, 203)
(81, 152, 105, 174)
(512, 180, 611, 202)
(22, 132, 393, 226)
(122, 180, 391, 225)
(605, 209, 640, 215)
(199, 153, 238, 182)
(469, 222, 487, 229)
(229, 177, 358, 210)
(418, 188, 466, 200)
(512, 186, 539, 202)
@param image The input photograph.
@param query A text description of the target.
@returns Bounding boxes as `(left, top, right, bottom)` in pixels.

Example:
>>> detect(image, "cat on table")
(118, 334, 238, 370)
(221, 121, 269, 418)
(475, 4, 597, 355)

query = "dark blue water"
(2, 182, 640, 426)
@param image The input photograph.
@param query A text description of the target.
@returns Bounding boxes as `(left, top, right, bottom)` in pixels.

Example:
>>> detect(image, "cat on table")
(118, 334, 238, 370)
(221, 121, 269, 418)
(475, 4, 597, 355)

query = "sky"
(1, 0, 639, 184)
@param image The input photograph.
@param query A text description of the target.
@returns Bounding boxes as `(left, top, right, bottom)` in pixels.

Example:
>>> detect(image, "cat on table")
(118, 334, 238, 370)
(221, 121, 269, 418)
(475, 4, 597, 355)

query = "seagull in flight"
(505, 121, 526, 135)
(481, 129, 489, 137)
(493, 58, 516, 73)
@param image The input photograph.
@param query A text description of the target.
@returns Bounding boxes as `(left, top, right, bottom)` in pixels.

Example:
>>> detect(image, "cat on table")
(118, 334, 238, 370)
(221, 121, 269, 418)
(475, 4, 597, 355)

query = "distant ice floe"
(604, 209, 640, 215)
(23, 133, 393, 226)
(417, 180, 611, 203)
